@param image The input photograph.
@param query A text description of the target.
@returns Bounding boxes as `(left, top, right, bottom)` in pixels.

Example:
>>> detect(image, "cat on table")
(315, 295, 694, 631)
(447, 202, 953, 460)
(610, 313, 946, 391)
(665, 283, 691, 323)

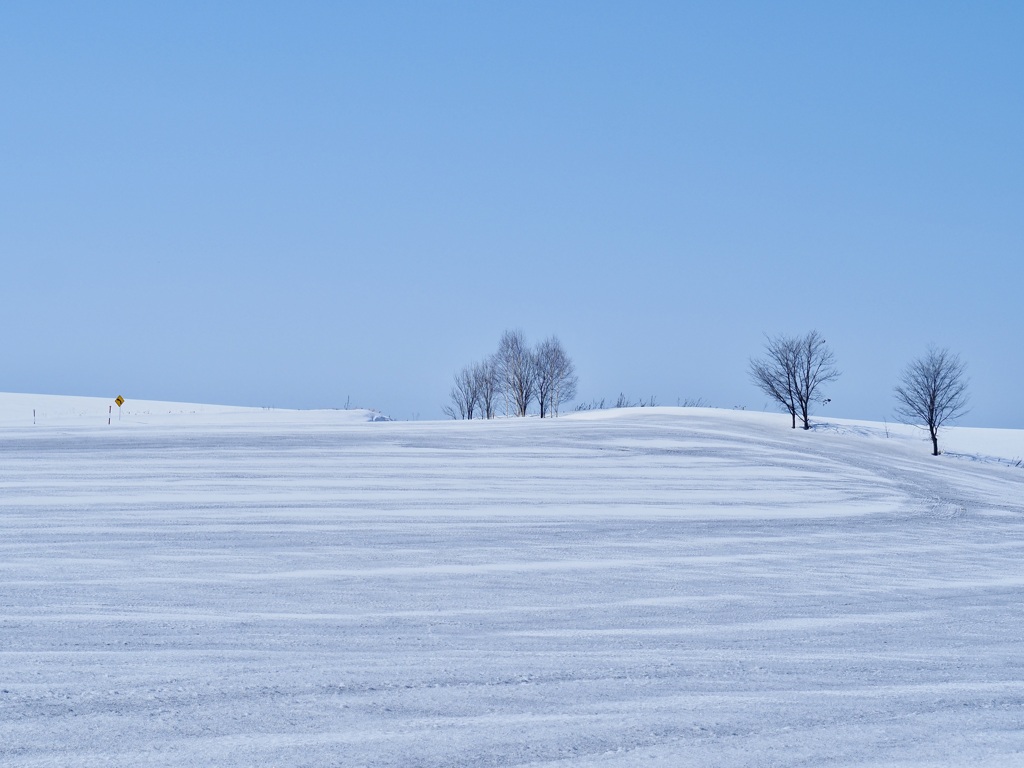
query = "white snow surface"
(2, 394, 1023, 766)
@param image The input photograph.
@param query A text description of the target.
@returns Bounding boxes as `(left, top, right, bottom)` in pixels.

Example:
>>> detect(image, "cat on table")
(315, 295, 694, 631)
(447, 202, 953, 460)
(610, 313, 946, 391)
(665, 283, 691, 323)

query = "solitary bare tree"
(894, 347, 969, 456)
(535, 336, 578, 418)
(750, 331, 838, 430)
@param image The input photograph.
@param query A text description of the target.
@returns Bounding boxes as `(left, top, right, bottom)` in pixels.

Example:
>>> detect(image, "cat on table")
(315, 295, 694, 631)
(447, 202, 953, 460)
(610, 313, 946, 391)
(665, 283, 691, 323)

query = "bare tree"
(894, 347, 969, 456)
(750, 331, 838, 430)
(793, 330, 840, 430)
(473, 357, 498, 419)
(535, 336, 578, 418)
(535, 343, 554, 419)
(442, 364, 481, 420)
(749, 334, 800, 428)
(495, 329, 537, 417)
(547, 343, 577, 417)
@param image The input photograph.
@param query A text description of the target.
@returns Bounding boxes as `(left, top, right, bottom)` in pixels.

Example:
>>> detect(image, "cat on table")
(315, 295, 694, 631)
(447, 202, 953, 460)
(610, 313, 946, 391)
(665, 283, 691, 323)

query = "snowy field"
(2, 393, 1024, 767)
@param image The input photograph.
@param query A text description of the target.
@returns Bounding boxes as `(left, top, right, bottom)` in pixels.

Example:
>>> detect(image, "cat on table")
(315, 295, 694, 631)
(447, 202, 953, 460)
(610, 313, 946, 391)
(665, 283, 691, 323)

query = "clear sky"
(3, 2, 1022, 426)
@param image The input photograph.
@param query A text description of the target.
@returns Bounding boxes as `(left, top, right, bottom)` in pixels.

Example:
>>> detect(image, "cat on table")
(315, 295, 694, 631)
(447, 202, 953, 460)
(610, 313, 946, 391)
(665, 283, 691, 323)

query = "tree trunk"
(930, 428, 939, 456)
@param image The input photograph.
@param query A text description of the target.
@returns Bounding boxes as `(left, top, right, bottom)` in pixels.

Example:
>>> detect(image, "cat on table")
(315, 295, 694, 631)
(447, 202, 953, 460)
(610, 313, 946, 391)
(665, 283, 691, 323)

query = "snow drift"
(1, 394, 1022, 766)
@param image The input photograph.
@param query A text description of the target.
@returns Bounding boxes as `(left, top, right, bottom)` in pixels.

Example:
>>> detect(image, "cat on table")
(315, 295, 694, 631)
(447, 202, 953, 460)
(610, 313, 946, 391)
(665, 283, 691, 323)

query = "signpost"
(110, 396, 125, 425)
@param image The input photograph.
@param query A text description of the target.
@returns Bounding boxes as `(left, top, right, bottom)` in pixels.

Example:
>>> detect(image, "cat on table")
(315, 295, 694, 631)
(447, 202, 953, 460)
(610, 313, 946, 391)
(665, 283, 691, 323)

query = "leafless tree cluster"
(441, 359, 497, 420)
(749, 330, 840, 430)
(446, 328, 972, 459)
(444, 330, 577, 419)
(894, 347, 969, 456)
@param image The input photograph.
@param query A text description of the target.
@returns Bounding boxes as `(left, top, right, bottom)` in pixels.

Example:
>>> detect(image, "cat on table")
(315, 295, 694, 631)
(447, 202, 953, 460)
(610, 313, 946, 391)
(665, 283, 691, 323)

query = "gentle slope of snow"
(0, 392, 387, 428)
(2, 395, 1023, 766)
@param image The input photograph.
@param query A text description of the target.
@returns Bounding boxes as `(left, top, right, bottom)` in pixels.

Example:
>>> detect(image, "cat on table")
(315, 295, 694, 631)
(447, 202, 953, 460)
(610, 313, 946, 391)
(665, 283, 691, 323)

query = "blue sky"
(2, 2, 1022, 426)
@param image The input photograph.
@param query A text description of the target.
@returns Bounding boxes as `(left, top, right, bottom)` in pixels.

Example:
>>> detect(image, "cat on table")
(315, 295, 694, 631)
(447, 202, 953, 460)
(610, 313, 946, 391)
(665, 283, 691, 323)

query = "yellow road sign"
(115, 396, 125, 407)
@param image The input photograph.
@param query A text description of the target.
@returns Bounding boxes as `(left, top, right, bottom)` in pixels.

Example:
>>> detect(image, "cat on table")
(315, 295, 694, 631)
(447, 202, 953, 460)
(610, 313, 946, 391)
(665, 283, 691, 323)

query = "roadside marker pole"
(111, 396, 125, 425)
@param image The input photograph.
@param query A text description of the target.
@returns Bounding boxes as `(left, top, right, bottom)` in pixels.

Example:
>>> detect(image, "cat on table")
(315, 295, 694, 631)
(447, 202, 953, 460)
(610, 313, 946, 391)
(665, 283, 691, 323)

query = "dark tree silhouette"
(750, 334, 799, 428)
(750, 331, 839, 430)
(793, 331, 840, 430)
(894, 347, 969, 456)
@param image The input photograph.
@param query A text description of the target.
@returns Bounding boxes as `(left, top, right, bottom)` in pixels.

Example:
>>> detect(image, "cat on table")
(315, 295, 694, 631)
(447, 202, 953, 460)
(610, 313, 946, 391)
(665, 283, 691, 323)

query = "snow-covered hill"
(2, 394, 1023, 766)
(0, 392, 390, 428)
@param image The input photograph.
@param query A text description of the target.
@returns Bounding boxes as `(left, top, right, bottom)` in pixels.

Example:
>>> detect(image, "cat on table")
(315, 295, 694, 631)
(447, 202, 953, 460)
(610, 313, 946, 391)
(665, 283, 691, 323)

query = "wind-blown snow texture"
(2, 395, 1023, 766)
